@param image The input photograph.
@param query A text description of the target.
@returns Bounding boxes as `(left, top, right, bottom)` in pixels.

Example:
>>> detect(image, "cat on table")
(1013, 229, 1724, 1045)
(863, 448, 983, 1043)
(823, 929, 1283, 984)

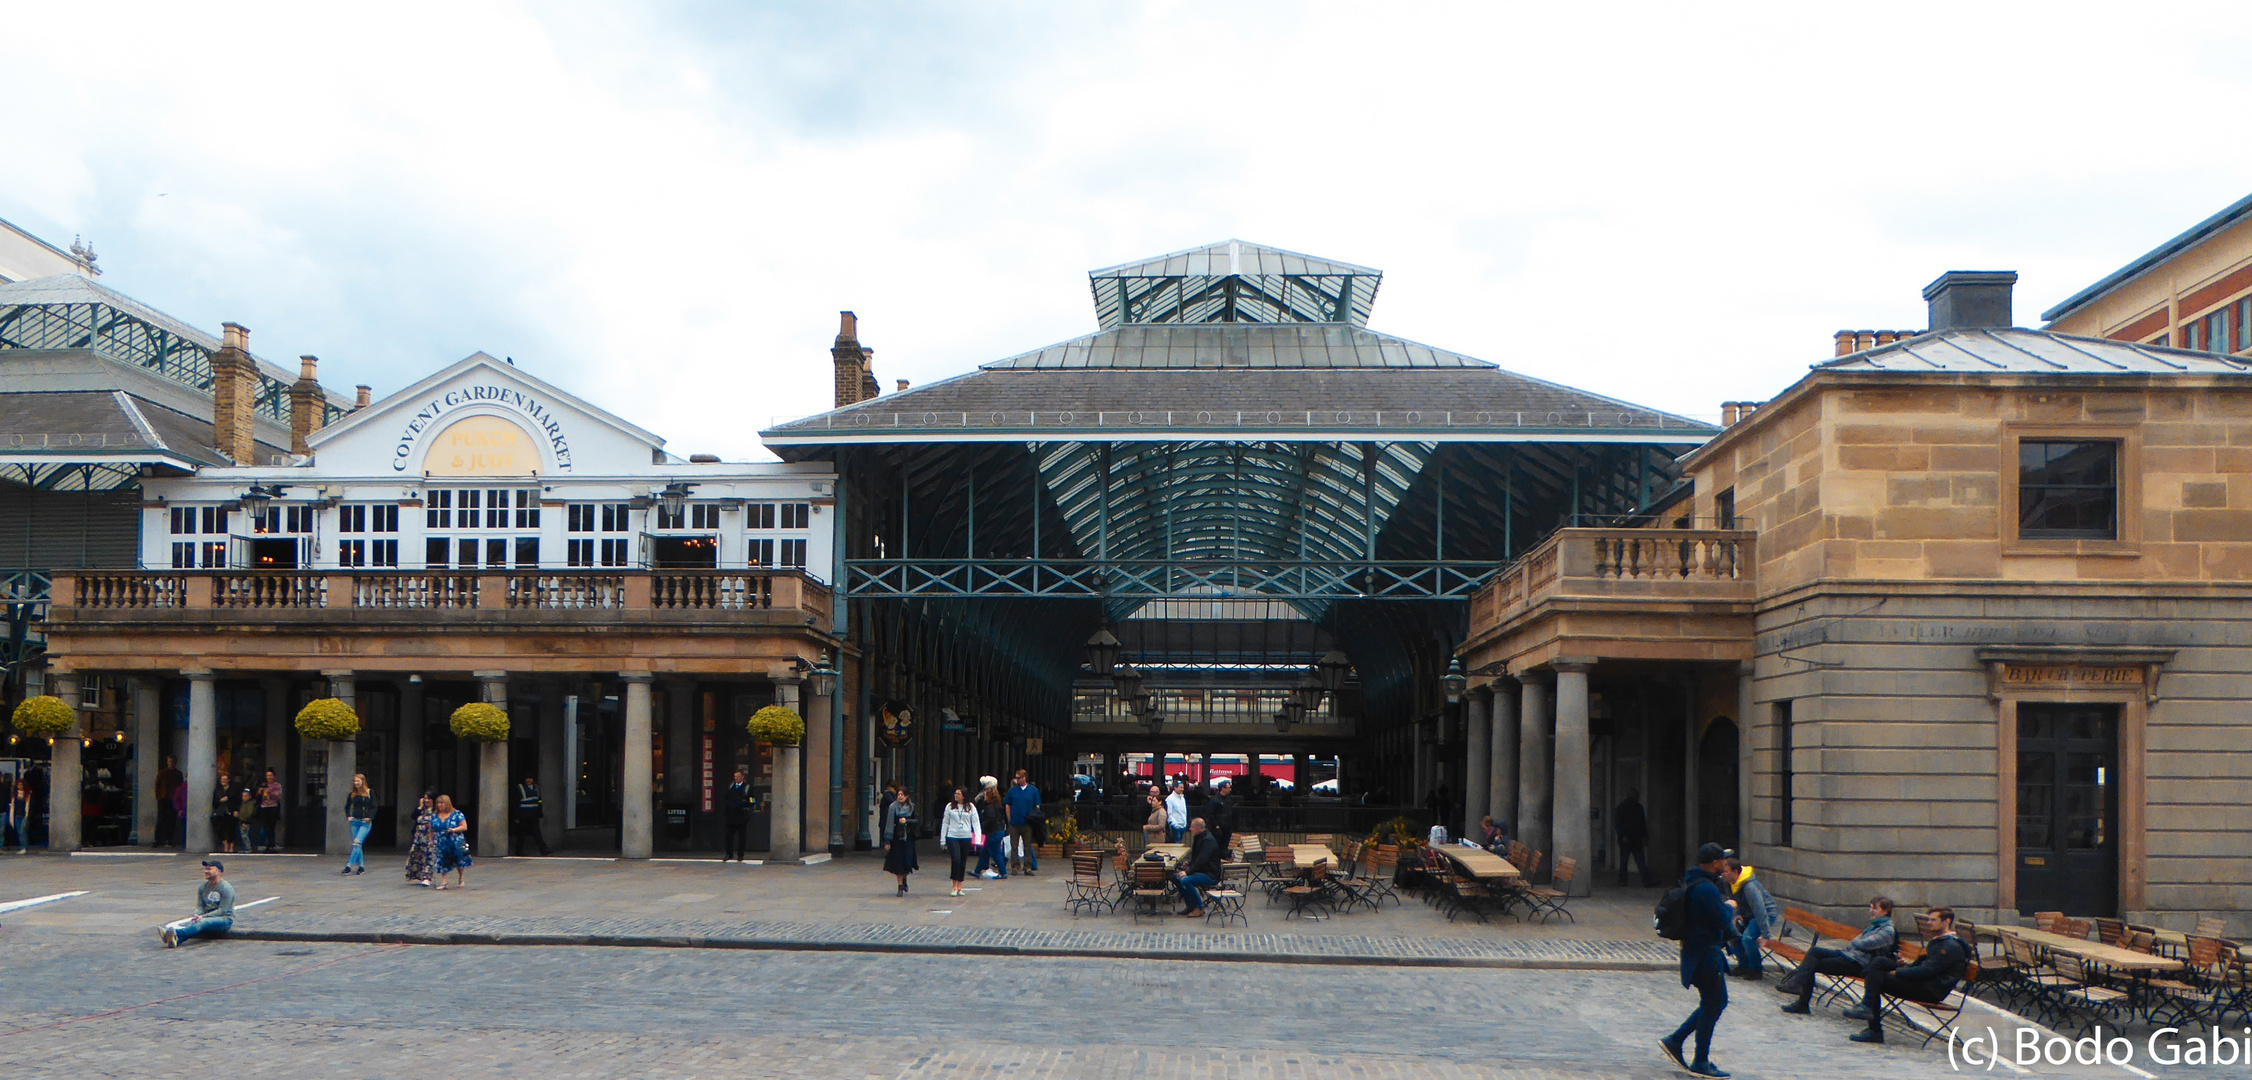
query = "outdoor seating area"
(1054, 832, 1535, 928)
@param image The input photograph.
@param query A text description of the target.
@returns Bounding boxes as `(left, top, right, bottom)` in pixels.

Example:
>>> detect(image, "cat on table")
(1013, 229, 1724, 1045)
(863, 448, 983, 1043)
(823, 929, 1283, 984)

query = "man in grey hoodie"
(1778, 897, 1898, 1014)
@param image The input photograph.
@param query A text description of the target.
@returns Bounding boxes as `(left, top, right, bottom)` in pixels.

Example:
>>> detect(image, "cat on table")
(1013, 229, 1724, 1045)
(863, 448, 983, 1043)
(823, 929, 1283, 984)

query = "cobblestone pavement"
(0, 927, 2153, 1080)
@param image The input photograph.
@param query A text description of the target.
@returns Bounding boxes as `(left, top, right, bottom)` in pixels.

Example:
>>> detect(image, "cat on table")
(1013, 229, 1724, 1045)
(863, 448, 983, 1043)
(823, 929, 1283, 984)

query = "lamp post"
(809, 652, 839, 699)
(1316, 648, 1351, 691)
(1291, 674, 1326, 714)
(1442, 657, 1468, 704)
(1084, 628, 1122, 678)
(1112, 663, 1142, 701)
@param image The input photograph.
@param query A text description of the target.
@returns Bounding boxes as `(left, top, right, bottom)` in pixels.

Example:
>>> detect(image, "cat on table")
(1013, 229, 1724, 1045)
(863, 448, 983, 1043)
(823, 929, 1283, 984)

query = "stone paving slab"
(235, 910, 1681, 968)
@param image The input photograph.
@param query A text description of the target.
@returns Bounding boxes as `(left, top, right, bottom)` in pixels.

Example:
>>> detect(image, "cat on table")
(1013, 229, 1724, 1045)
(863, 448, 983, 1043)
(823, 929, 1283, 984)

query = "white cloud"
(3, 1, 2250, 458)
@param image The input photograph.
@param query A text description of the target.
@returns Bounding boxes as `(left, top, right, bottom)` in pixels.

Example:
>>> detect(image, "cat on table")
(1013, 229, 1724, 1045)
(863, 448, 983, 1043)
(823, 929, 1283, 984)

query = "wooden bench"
(1760, 906, 1859, 974)
(1877, 940, 1979, 1048)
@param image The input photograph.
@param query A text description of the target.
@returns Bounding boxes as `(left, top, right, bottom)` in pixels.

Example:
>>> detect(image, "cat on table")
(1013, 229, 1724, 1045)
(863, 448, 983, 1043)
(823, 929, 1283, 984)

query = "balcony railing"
(1470, 528, 1756, 639)
(50, 569, 830, 628)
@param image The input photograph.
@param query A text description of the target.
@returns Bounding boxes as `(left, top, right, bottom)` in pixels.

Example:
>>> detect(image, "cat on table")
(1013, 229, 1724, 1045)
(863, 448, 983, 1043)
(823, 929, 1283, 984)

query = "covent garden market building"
(10, 242, 1724, 894)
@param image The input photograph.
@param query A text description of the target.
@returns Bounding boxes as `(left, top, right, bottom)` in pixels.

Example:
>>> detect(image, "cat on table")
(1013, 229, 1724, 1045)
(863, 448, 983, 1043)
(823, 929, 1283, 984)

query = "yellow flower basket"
(294, 697, 362, 742)
(747, 704, 805, 747)
(10, 695, 75, 739)
(450, 702, 511, 744)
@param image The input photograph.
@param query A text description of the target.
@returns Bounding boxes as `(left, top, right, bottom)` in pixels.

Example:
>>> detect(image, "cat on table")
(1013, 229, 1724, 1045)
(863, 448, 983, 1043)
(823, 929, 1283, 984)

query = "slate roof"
(1817, 327, 2252, 375)
(0, 388, 286, 466)
(2040, 191, 2252, 324)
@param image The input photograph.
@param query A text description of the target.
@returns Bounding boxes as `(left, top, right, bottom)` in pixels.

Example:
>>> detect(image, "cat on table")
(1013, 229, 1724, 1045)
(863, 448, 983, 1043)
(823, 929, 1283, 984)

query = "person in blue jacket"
(1002, 770, 1042, 876)
(1661, 842, 1737, 1078)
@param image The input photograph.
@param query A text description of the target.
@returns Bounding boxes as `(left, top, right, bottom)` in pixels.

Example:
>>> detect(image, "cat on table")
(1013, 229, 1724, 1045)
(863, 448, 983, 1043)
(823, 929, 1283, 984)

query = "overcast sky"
(5, 2, 2251, 460)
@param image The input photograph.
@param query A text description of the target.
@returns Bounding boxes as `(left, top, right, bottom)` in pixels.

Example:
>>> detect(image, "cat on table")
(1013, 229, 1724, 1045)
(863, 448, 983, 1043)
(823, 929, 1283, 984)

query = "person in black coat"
(1662, 842, 1737, 1078)
(1845, 907, 1970, 1044)
(722, 768, 754, 862)
(1613, 790, 1652, 886)
(511, 776, 553, 856)
(1170, 817, 1225, 917)
(1200, 778, 1237, 851)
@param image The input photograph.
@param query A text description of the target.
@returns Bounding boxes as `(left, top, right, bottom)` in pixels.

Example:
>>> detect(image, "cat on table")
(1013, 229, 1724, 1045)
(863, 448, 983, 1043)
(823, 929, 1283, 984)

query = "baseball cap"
(200, 858, 224, 871)
(1695, 842, 1728, 865)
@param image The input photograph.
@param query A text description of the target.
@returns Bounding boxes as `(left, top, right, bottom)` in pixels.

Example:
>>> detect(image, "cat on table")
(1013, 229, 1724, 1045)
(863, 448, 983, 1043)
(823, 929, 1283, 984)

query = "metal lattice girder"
(844, 558, 1496, 602)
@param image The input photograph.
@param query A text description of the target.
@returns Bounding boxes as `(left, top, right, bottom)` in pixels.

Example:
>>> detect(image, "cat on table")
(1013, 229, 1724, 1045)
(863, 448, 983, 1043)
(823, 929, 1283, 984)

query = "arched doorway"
(1698, 717, 1740, 853)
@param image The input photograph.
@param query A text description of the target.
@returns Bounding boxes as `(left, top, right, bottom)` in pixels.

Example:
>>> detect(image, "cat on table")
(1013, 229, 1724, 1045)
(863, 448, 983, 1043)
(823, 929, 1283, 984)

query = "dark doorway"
(1698, 717, 1740, 854)
(248, 538, 299, 568)
(2015, 703, 2119, 917)
(652, 536, 718, 568)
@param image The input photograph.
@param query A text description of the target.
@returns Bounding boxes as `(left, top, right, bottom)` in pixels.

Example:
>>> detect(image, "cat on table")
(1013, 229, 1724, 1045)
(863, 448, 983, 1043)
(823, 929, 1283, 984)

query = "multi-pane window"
(566, 502, 632, 568)
(655, 502, 723, 530)
(425, 487, 539, 568)
(745, 503, 812, 530)
(2238, 298, 2252, 352)
(336, 503, 399, 568)
(780, 538, 808, 568)
(2018, 440, 2117, 540)
(251, 505, 313, 535)
(168, 505, 229, 568)
(747, 538, 774, 567)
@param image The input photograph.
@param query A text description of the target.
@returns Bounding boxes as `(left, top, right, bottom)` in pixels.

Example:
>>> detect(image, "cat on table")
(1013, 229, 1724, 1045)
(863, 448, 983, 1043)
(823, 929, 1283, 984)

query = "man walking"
(1614, 789, 1652, 886)
(722, 768, 753, 862)
(154, 755, 184, 847)
(511, 775, 552, 856)
(1201, 777, 1237, 852)
(1661, 842, 1735, 1078)
(1779, 897, 1897, 1013)
(1163, 781, 1188, 843)
(1844, 906, 1969, 1044)
(1003, 770, 1042, 876)
(160, 859, 236, 948)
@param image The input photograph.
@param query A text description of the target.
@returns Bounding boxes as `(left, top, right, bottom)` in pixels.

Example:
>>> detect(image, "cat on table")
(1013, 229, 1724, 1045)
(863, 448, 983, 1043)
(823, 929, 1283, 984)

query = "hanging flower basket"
(10, 695, 75, 739)
(294, 697, 361, 742)
(747, 704, 805, 747)
(449, 702, 511, 744)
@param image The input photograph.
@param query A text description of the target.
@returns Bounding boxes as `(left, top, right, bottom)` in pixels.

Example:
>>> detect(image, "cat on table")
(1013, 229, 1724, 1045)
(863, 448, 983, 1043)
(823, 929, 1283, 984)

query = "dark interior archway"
(1698, 717, 1740, 854)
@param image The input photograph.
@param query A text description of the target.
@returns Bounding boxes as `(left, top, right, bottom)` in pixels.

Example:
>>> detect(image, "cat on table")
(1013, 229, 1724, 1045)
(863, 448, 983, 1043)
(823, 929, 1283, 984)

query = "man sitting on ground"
(1844, 906, 1969, 1044)
(160, 859, 236, 948)
(1779, 897, 1897, 1014)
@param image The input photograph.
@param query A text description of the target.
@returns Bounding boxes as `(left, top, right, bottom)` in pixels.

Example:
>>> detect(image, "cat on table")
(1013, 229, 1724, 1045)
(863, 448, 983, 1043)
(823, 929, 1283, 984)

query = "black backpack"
(1654, 884, 1692, 940)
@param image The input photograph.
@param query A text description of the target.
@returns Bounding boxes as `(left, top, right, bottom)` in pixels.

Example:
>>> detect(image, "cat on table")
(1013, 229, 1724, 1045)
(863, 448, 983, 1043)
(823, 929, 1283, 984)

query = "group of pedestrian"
(887, 770, 1052, 897)
(202, 768, 284, 853)
(399, 790, 473, 888)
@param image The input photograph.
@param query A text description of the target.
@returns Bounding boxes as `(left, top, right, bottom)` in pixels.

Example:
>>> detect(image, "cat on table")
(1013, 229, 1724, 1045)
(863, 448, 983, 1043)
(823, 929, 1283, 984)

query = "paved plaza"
(0, 848, 2183, 1079)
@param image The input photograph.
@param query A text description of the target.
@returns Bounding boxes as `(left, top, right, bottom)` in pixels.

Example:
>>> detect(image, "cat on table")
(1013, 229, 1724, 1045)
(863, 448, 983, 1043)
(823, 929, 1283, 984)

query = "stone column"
(47, 673, 84, 852)
(1491, 680, 1519, 840)
(1518, 675, 1552, 864)
(804, 682, 834, 855)
(1463, 690, 1491, 838)
(1553, 660, 1595, 896)
(621, 674, 654, 859)
(396, 676, 424, 840)
(538, 679, 567, 850)
(772, 676, 803, 856)
(323, 671, 358, 857)
(132, 677, 161, 847)
(476, 673, 510, 858)
(185, 671, 217, 852)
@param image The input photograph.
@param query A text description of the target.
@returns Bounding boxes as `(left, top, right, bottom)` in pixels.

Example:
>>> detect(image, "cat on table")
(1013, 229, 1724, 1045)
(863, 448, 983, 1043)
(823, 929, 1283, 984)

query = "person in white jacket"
(939, 787, 983, 897)
(1163, 782, 1189, 843)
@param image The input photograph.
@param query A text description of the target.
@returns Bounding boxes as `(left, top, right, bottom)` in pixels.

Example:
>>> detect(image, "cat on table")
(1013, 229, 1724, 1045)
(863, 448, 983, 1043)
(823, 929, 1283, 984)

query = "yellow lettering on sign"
(2000, 664, 2141, 686)
(423, 415, 540, 477)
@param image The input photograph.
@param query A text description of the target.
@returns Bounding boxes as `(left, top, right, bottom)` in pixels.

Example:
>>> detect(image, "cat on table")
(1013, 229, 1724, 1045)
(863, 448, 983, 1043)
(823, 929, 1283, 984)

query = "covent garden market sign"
(392, 383, 576, 475)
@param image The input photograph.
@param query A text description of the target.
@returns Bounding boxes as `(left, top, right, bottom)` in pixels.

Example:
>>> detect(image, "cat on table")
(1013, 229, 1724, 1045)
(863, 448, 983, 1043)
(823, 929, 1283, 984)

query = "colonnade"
(1452, 659, 1596, 896)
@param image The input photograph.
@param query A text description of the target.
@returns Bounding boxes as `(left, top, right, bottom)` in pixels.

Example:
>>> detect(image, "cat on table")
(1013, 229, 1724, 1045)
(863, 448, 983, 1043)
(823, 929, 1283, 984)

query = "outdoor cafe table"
(1145, 843, 1188, 865)
(1433, 845, 1522, 881)
(1288, 844, 1333, 868)
(2004, 926, 2184, 973)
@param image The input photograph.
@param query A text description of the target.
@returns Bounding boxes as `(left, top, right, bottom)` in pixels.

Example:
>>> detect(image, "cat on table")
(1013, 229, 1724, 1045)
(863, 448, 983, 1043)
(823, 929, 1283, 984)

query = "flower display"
(294, 697, 362, 742)
(449, 701, 511, 743)
(747, 704, 805, 747)
(10, 695, 75, 738)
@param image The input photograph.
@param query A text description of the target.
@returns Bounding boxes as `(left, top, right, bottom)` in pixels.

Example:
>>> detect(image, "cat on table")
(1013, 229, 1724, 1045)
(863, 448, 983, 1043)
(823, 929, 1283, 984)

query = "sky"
(4, 1, 2252, 461)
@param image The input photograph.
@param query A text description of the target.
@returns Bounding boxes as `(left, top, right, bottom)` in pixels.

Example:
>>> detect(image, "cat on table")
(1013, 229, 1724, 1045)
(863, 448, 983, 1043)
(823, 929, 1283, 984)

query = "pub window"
(483, 489, 510, 529)
(170, 542, 197, 569)
(568, 538, 595, 567)
(781, 503, 811, 530)
(1776, 699, 1794, 848)
(426, 537, 450, 568)
(567, 504, 596, 533)
(340, 539, 365, 567)
(457, 489, 482, 528)
(485, 538, 508, 566)
(1714, 488, 1735, 529)
(511, 490, 539, 529)
(747, 538, 774, 567)
(691, 503, 721, 530)
(745, 503, 777, 530)
(338, 505, 365, 533)
(339, 537, 396, 568)
(459, 538, 481, 567)
(370, 539, 398, 567)
(252, 506, 312, 535)
(780, 538, 808, 568)
(514, 538, 539, 566)
(2018, 440, 2117, 540)
(600, 503, 632, 533)
(373, 505, 398, 533)
(426, 490, 453, 529)
(600, 538, 629, 567)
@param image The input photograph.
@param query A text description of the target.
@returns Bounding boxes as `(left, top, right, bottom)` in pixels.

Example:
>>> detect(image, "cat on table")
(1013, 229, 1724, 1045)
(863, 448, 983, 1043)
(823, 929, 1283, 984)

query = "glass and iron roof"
(1090, 240, 1380, 329)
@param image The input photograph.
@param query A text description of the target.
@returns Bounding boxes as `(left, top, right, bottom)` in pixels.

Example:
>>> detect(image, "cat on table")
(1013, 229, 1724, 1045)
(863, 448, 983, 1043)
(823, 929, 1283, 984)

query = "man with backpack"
(1657, 842, 1736, 1078)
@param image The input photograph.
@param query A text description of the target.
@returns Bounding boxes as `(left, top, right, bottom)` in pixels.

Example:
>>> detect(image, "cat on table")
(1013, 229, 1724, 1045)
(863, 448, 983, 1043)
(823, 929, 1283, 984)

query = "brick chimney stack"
(353, 385, 372, 411)
(211, 323, 259, 464)
(832, 311, 878, 408)
(289, 355, 323, 454)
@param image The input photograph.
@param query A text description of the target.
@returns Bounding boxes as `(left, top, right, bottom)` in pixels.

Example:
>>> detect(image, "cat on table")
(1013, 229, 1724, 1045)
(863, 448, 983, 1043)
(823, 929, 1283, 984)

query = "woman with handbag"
(881, 787, 919, 895)
(403, 792, 436, 886)
(431, 793, 471, 890)
(209, 771, 240, 854)
(939, 787, 981, 897)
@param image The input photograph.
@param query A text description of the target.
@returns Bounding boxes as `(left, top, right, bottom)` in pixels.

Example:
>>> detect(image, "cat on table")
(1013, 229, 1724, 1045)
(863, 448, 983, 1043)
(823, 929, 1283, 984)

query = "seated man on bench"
(1845, 906, 1970, 1044)
(1779, 896, 1896, 1015)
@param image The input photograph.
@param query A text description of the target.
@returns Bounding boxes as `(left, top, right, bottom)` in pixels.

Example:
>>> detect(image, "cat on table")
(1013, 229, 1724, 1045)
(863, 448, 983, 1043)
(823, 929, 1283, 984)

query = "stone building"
(2042, 190, 2252, 356)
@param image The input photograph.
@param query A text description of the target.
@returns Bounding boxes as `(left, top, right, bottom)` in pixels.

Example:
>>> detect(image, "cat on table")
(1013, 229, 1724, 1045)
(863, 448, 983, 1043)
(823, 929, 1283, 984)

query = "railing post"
(322, 574, 353, 608)
(48, 573, 76, 608)
(624, 572, 652, 610)
(185, 574, 215, 608)
(477, 573, 506, 609)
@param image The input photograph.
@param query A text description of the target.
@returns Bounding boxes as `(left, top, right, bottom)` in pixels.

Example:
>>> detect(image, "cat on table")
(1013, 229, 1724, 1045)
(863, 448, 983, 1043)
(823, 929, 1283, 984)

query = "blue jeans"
(1176, 872, 1216, 911)
(1727, 920, 1764, 973)
(974, 835, 1005, 878)
(1668, 963, 1729, 1066)
(2, 814, 23, 849)
(347, 819, 372, 869)
(172, 914, 232, 943)
(1166, 824, 1184, 843)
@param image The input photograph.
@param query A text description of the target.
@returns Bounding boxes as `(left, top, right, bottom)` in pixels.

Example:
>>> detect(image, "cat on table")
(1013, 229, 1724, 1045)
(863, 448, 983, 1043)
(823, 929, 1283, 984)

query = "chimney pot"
(354, 385, 372, 409)
(1834, 331, 1857, 357)
(896, 379, 910, 392)
(298, 355, 319, 381)
(1923, 270, 2017, 331)
(222, 323, 249, 351)
(838, 311, 858, 339)
(1721, 402, 1739, 425)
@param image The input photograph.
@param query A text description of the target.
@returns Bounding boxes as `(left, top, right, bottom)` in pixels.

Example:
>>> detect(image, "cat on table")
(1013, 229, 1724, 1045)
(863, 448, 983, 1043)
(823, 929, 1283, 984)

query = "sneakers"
(160, 927, 177, 949)
(1658, 1039, 1686, 1072)
(979, 870, 1000, 879)
(1849, 1029, 1884, 1044)
(1780, 1001, 1810, 1015)
(1687, 1063, 1731, 1077)
(354, 866, 365, 876)
(340, 867, 352, 876)
(1841, 1006, 1872, 1021)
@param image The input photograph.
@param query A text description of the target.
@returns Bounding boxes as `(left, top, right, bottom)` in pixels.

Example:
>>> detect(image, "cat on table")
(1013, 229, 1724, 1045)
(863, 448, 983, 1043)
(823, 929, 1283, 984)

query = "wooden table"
(2004, 927, 2184, 972)
(1288, 844, 1333, 868)
(1145, 843, 1188, 864)
(1434, 845, 1523, 881)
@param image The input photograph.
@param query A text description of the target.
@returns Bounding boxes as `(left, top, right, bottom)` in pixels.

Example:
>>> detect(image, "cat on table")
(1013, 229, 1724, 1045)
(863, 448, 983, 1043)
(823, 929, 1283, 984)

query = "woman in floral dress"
(431, 793, 471, 890)
(403, 792, 436, 886)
